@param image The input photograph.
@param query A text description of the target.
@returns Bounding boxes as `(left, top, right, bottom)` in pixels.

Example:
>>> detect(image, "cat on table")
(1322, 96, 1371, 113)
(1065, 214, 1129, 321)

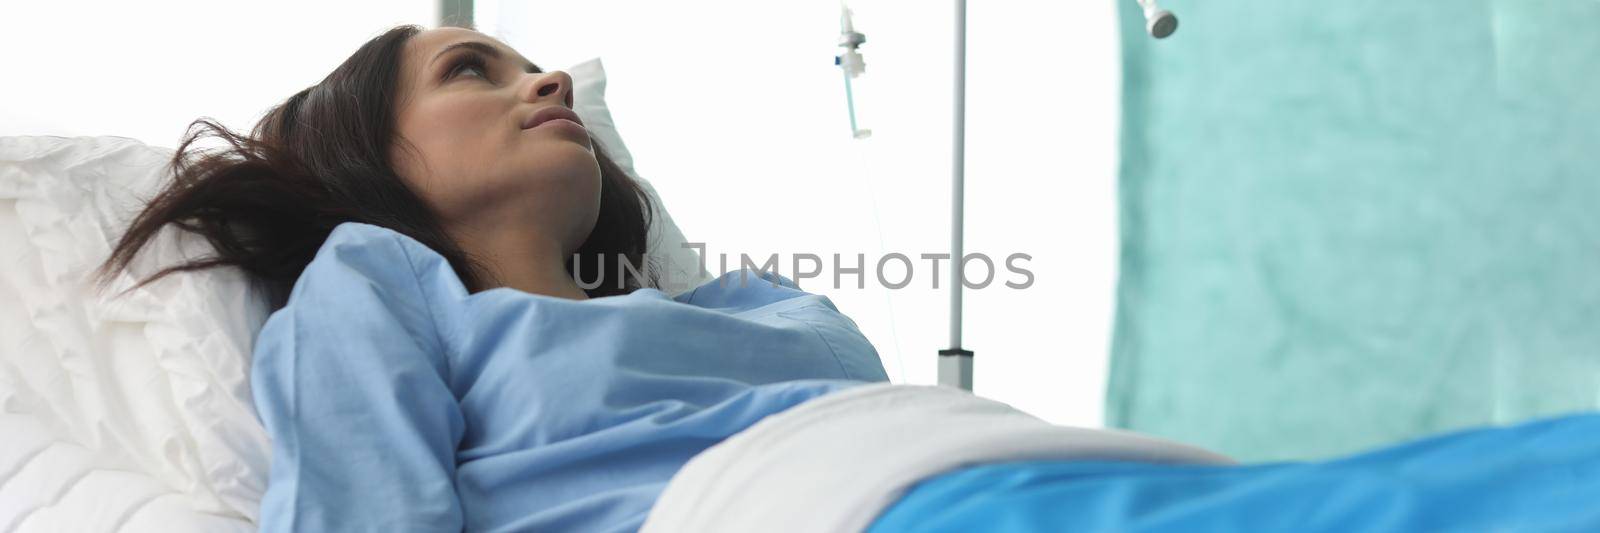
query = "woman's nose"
(525, 71, 575, 109)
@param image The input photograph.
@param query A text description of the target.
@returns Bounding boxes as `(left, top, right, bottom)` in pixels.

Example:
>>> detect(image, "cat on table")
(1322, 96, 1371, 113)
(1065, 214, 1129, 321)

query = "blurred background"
(3, 0, 1596, 462)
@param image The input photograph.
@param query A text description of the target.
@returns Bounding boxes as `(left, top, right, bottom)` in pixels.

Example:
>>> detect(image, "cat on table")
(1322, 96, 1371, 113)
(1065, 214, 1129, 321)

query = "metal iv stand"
(937, 0, 1178, 391)
(938, 0, 974, 391)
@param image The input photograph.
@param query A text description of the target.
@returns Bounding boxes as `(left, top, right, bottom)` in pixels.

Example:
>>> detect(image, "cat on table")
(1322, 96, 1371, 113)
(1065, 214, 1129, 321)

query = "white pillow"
(570, 57, 713, 295)
(0, 57, 708, 532)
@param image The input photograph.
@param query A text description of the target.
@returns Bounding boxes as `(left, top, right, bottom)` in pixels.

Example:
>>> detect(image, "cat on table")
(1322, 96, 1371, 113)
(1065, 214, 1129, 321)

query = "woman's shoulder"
(317, 221, 439, 264)
(281, 222, 466, 315)
(671, 269, 886, 380)
(672, 269, 808, 309)
(672, 268, 856, 319)
(252, 223, 462, 406)
(300, 222, 430, 287)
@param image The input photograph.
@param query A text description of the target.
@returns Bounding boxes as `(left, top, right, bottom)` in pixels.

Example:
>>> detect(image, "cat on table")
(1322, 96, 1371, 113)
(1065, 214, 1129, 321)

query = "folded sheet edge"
(641, 383, 1234, 533)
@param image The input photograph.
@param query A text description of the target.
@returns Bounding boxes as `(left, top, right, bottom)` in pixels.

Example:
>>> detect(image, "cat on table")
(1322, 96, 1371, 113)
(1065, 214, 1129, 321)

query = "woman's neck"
(457, 226, 589, 300)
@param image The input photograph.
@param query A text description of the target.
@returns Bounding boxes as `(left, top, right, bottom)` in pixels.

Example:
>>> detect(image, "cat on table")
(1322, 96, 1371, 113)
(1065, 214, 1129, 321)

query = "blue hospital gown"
(250, 222, 888, 532)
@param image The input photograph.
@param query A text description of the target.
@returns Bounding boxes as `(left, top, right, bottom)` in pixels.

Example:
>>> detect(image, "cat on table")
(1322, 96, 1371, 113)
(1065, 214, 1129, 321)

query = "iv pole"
(938, 0, 974, 391)
(935, 0, 1175, 391)
(837, 2, 971, 390)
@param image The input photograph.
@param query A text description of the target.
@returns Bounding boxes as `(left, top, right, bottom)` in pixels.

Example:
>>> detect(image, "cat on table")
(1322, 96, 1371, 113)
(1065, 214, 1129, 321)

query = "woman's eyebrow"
(431, 41, 541, 73)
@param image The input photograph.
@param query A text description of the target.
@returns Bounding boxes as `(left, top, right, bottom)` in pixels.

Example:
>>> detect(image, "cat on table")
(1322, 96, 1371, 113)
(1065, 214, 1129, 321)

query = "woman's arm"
(251, 229, 466, 532)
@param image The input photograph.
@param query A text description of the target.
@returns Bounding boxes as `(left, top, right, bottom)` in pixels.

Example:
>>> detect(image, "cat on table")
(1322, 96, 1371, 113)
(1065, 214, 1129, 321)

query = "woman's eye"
(449, 58, 490, 81)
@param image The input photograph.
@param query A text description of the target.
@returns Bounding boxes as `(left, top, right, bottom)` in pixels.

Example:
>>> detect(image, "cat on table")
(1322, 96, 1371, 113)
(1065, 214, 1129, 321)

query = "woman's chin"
(520, 149, 600, 181)
(531, 134, 593, 156)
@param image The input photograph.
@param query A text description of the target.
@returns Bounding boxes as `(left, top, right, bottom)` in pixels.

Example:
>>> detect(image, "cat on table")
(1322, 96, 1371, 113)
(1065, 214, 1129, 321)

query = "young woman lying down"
(96, 25, 1600, 533)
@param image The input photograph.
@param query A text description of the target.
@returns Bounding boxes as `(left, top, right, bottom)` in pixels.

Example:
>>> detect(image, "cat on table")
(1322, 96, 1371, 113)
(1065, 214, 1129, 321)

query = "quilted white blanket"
(1, 136, 271, 532)
(640, 383, 1236, 533)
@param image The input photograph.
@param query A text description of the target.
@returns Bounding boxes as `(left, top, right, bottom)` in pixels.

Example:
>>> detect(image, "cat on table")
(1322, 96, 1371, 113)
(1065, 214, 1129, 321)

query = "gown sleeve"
(250, 226, 466, 532)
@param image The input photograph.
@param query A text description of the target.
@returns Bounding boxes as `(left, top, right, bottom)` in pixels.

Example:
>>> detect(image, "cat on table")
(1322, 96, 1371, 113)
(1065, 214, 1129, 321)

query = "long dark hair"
(94, 25, 656, 310)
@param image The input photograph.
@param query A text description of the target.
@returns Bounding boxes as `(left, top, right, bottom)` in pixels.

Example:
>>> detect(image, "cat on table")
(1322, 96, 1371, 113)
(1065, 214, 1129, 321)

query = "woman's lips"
(522, 106, 585, 130)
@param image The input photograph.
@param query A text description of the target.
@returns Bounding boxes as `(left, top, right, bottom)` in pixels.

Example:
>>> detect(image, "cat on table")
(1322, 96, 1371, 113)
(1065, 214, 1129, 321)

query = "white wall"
(0, 0, 1121, 427)
(0, 0, 435, 146)
(486, 0, 1122, 426)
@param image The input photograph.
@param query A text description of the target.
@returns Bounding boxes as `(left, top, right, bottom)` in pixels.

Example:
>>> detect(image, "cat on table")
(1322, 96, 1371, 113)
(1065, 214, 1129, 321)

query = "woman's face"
(391, 27, 600, 253)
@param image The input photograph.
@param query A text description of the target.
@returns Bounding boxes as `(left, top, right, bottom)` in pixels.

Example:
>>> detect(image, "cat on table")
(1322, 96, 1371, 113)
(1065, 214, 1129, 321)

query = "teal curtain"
(1108, 0, 1600, 462)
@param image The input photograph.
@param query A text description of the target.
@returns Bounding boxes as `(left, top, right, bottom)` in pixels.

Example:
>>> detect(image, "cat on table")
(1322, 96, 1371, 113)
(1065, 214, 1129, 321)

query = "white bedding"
(1, 136, 269, 532)
(640, 383, 1236, 533)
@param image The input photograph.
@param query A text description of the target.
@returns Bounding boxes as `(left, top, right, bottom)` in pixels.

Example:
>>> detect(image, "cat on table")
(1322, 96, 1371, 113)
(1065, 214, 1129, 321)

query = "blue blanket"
(871, 411, 1600, 532)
